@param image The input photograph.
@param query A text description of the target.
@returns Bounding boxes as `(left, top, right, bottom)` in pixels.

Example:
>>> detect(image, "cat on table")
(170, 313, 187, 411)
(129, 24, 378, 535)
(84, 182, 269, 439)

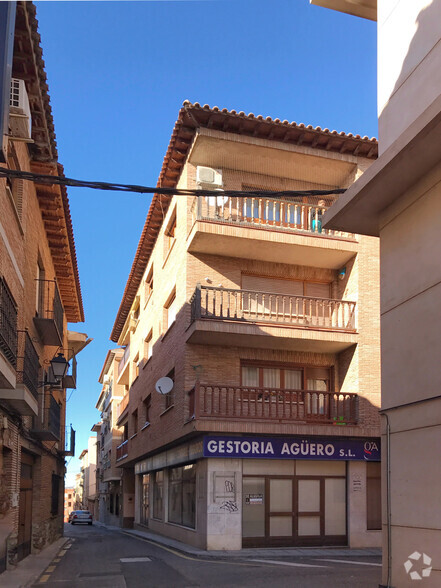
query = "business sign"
(203, 435, 380, 461)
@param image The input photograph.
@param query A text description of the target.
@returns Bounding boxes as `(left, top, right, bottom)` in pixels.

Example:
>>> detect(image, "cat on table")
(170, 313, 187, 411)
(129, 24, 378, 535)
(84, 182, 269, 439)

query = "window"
(144, 330, 153, 362)
(145, 266, 153, 303)
(143, 395, 151, 426)
(51, 474, 61, 515)
(141, 474, 150, 525)
(133, 353, 139, 381)
(165, 368, 175, 410)
(165, 209, 177, 255)
(367, 462, 381, 530)
(168, 464, 196, 528)
(152, 470, 163, 520)
(241, 363, 305, 390)
(131, 409, 138, 435)
(164, 289, 177, 331)
(6, 144, 23, 220)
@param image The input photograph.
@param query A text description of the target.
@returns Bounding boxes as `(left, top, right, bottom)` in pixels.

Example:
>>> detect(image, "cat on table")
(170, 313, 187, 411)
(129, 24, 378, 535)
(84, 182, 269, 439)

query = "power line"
(0, 166, 346, 198)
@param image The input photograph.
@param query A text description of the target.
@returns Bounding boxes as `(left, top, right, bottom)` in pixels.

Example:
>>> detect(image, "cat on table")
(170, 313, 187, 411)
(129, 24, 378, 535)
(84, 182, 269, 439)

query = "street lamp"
(50, 352, 70, 381)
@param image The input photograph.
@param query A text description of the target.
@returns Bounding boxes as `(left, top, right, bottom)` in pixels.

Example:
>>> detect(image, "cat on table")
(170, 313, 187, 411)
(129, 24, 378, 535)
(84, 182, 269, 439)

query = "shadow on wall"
(379, 1, 439, 146)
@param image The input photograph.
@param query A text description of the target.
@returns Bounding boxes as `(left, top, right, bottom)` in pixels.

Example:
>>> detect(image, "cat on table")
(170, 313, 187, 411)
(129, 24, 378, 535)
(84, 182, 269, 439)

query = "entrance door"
(17, 456, 33, 561)
(243, 473, 346, 547)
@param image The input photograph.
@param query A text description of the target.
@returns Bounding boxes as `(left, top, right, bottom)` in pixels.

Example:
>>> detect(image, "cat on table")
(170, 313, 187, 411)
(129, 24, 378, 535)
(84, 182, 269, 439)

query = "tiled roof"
(110, 102, 378, 342)
(13, 2, 84, 322)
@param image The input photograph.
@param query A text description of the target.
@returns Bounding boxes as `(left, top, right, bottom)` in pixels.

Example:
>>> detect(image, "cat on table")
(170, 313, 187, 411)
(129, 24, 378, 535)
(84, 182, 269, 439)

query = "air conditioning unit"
(9, 78, 32, 140)
(196, 166, 223, 188)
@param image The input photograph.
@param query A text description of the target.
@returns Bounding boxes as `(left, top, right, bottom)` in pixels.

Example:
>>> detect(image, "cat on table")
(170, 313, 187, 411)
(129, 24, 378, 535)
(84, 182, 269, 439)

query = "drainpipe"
(381, 412, 392, 588)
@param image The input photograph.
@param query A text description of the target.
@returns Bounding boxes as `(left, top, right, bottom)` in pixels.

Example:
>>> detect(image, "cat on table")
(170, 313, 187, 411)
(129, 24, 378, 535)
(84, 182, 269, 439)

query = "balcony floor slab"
(186, 319, 357, 353)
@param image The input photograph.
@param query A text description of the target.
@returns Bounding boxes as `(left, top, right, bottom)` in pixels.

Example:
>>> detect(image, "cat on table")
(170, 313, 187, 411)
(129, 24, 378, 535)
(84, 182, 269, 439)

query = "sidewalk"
(0, 536, 69, 588)
(95, 521, 382, 560)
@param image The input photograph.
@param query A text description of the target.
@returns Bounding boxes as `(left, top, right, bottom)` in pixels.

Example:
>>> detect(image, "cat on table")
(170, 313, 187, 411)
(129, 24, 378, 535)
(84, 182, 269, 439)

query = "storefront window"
(152, 471, 163, 520)
(141, 474, 149, 525)
(168, 464, 196, 528)
(367, 462, 381, 530)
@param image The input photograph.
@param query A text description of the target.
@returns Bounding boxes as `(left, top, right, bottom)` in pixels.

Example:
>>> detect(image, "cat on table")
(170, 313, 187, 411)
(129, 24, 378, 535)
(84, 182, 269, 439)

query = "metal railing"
(191, 194, 355, 239)
(0, 277, 18, 368)
(33, 394, 61, 440)
(35, 279, 64, 337)
(16, 331, 40, 399)
(190, 285, 356, 331)
(188, 383, 358, 424)
(116, 440, 128, 461)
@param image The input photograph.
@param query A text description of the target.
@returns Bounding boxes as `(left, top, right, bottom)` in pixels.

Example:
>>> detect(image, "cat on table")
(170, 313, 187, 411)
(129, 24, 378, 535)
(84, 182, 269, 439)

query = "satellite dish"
(155, 377, 173, 395)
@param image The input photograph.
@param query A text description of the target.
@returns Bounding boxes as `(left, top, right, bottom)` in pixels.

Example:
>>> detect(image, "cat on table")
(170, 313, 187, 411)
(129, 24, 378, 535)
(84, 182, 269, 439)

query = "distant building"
(95, 349, 124, 525)
(107, 102, 381, 550)
(0, 1, 87, 572)
(64, 487, 75, 522)
(78, 436, 97, 513)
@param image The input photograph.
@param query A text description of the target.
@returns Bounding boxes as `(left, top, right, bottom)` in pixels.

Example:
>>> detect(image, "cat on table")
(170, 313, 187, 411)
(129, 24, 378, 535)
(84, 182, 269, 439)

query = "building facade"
(78, 436, 97, 514)
(314, 1, 441, 586)
(63, 487, 75, 522)
(108, 102, 381, 550)
(95, 349, 124, 526)
(0, 1, 86, 572)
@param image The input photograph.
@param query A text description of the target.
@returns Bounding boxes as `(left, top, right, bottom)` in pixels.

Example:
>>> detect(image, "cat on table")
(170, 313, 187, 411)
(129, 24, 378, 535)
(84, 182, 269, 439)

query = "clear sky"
(34, 0, 377, 486)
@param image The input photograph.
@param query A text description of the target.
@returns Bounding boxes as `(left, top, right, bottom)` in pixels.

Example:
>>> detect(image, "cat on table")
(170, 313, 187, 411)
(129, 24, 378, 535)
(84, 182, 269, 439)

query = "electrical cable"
(0, 166, 346, 198)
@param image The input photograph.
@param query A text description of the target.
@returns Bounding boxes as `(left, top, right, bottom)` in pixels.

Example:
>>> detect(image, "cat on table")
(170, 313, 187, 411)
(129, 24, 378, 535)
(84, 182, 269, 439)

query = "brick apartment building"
(0, 2, 87, 571)
(105, 101, 381, 550)
(95, 349, 124, 525)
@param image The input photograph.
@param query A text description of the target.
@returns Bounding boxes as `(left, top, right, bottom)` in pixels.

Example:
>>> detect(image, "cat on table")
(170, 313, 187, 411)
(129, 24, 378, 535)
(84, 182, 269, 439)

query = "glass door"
(296, 478, 322, 542)
(268, 478, 294, 543)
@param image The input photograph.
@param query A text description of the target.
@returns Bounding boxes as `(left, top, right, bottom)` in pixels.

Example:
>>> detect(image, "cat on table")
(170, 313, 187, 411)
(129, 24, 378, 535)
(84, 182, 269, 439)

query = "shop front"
(133, 434, 381, 551)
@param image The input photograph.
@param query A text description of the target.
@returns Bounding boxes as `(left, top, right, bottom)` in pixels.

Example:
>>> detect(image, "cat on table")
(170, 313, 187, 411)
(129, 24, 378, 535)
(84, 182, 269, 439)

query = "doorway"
(242, 473, 346, 547)
(17, 453, 34, 561)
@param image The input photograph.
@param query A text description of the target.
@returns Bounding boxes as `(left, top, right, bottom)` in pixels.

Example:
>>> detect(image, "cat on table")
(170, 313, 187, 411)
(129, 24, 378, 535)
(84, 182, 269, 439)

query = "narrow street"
(32, 524, 381, 588)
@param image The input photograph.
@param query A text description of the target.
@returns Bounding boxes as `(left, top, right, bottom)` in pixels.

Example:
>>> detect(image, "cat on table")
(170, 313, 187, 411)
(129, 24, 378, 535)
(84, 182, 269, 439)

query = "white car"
(70, 510, 93, 525)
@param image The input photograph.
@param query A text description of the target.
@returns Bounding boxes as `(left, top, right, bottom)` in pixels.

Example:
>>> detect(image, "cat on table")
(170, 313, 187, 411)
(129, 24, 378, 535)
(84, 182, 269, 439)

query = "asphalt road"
(32, 524, 381, 588)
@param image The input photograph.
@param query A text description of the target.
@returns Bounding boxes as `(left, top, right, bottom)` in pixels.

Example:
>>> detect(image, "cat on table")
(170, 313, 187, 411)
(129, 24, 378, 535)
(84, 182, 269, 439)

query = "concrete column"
(347, 461, 381, 548)
(206, 458, 242, 550)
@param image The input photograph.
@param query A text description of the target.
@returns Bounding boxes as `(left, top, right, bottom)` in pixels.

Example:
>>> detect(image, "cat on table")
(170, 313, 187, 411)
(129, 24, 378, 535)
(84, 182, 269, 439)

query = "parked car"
(70, 510, 93, 525)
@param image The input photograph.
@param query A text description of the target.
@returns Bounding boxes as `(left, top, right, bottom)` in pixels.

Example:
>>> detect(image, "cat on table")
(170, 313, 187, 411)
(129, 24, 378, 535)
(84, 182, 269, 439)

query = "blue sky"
(34, 0, 377, 485)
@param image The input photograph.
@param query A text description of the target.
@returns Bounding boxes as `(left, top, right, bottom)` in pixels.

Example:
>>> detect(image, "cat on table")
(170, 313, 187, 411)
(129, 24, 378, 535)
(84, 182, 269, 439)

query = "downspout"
(383, 412, 392, 587)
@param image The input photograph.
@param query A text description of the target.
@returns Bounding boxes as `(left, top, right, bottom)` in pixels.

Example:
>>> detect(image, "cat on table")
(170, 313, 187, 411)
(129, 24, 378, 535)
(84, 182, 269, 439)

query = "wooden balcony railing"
(116, 440, 128, 461)
(188, 383, 358, 425)
(190, 285, 356, 331)
(191, 194, 354, 239)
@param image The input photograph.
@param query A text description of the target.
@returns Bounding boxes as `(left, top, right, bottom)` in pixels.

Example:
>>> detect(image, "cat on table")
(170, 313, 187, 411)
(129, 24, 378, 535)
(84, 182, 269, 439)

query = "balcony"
(0, 277, 18, 389)
(116, 393, 129, 425)
(188, 285, 357, 353)
(116, 440, 128, 461)
(117, 343, 130, 385)
(32, 394, 61, 441)
(1, 331, 39, 415)
(188, 383, 358, 425)
(188, 195, 358, 269)
(34, 280, 64, 346)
